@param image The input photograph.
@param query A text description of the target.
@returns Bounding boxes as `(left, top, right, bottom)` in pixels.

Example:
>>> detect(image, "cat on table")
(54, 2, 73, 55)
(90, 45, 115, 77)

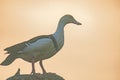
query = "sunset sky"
(0, 0, 120, 80)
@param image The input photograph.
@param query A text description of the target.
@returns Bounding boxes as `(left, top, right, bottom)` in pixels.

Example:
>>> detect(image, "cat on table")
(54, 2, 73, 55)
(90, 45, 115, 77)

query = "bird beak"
(74, 20, 82, 25)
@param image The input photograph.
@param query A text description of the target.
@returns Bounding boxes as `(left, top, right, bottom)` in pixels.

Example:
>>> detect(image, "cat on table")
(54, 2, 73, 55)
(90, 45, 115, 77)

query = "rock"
(7, 69, 65, 80)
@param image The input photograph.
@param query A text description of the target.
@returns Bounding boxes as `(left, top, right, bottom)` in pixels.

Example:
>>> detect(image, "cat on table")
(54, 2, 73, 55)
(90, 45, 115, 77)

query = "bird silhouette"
(0, 14, 82, 74)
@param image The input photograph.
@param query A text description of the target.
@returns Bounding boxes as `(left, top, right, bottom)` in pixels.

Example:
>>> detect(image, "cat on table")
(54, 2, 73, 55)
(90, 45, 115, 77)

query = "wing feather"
(4, 35, 52, 54)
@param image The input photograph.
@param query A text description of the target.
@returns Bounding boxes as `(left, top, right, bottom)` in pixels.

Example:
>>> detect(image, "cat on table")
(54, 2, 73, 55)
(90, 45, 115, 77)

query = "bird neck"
(53, 20, 67, 48)
(53, 19, 67, 37)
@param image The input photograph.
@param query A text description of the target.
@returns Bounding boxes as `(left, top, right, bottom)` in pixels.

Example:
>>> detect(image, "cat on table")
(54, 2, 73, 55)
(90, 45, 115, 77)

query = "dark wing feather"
(27, 35, 51, 43)
(4, 35, 52, 54)
(4, 41, 27, 54)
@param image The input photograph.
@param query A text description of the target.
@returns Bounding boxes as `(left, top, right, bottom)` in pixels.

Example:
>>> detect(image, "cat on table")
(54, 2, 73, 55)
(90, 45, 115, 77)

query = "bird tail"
(0, 53, 17, 66)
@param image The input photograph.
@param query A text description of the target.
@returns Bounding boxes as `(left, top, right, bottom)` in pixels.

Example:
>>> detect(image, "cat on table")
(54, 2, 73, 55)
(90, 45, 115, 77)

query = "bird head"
(60, 14, 82, 25)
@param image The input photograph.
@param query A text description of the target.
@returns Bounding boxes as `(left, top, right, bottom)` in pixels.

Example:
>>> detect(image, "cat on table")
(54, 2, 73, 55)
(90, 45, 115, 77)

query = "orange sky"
(0, 0, 120, 80)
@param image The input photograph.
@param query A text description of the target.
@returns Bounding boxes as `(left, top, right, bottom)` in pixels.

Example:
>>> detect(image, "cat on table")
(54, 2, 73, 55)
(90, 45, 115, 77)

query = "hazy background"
(0, 0, 120, 80)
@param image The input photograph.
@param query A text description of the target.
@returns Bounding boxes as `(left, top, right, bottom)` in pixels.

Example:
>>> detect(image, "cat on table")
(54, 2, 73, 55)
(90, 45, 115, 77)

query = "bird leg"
(31, 59, 36, 74)
(39, 60, 47, 74)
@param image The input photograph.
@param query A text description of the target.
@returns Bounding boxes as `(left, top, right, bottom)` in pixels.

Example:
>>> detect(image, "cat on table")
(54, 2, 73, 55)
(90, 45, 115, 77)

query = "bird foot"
(31, 72, 35, 75)
(43, 71, 47, 74)
(31, 70, 36, 75)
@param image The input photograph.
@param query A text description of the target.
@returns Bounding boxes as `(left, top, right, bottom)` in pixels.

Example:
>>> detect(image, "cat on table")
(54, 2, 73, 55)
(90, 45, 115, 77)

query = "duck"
(0, 14, 82, 74)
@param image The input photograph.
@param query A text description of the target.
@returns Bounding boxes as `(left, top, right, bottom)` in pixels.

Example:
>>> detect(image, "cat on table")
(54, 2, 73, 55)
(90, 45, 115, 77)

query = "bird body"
(2, 34, 61, 64)
(18, 36, 60, 62)
(1, 14, 82, 74)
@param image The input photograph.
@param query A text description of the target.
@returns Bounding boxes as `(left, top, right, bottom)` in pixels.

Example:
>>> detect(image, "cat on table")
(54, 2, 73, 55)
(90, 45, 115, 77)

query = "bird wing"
(4, 35, 52, 54)
(22, 37, 54, 55)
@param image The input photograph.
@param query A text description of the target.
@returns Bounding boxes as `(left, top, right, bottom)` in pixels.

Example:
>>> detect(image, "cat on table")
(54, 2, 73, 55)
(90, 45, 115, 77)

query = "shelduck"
(1, 14, 82, 74)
